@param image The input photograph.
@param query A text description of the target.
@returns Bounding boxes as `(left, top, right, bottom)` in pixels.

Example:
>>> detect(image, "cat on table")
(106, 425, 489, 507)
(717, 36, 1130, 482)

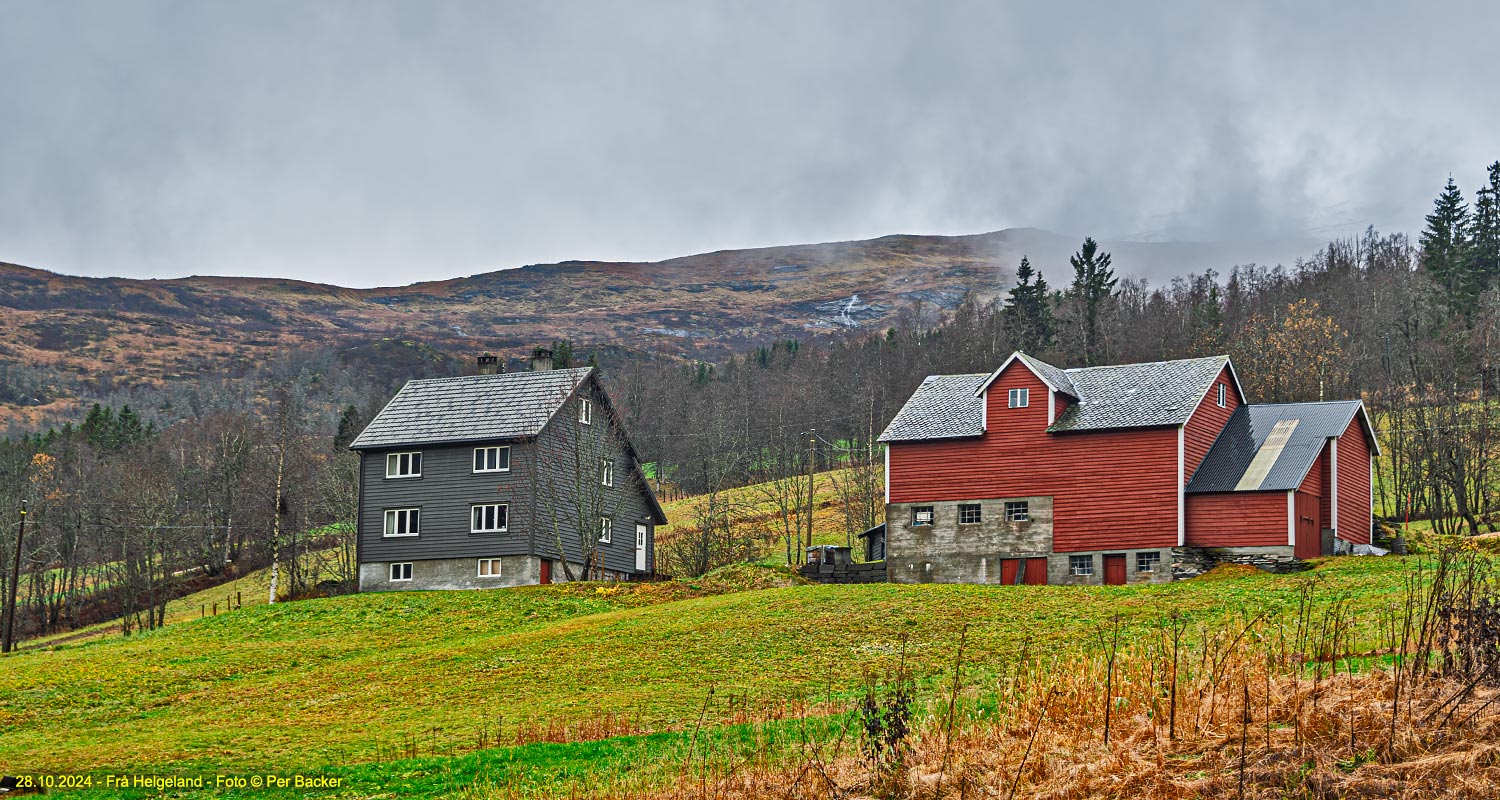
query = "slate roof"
(350, 367, 593, 450)
(1186, 401, 1371, 494)
(1047, 356, 1231, 432)
(879, 353, 1232, 442)
(877, 373, 988, 442)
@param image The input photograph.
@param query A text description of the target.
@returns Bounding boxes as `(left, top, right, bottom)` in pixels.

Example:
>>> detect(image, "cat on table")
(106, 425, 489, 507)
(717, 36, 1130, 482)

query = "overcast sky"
(2, 2, 1497, 287)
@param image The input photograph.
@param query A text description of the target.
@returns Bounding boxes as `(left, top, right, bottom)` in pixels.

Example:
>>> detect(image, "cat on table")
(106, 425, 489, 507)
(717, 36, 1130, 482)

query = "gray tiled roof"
(1016, 352, 1077, 396)
(1187, 401, 1367, 493)
(880, 353, 1233, 442)
(877, 373, 988, 442)
(350, 368, 593, 450)
(1047, 356, 1230, 432)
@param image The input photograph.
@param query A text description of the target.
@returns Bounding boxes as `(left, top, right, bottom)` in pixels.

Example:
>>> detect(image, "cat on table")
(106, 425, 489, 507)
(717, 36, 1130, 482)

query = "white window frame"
(957, 503, 982, 525)
(470, 503, 509, 533)
(912, 506, 934, 526)
(579, 398, 593, 425)
(472, 446, 511, 473)
(389, 562, 412, 582)
(385, 451, 423, 479)
(383, 508, 420, 537)
(599, 516, 612, 543)
(600, 459, 614, 487)
(1136, 551, 1161, 573)
(477, 558, 502, 578)
(1069, 555, 1094, 576)
(1216, 384, 1227, 408)
(1004, 501, 1030, 522)
(1008, 388, 1029, 408)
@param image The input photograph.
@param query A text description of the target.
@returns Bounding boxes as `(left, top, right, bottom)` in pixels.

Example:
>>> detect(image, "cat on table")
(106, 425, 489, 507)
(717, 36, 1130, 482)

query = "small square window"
(471, 503, 508, 533)
(383, 508, 420, 537)
(385, 451, 422, 478)
(601, 459, 614, 487)
(599, 517, 612, 543)
(579, 398, 593, 425)
(1004, 501, 1030, 522)
(1069, 555, 1094, 577)
(1216, 384, 1227, 408)
(389, 562, 412, 581)
(473, 446, 511, 473)
(478, 558, 502, 578)
(1137, 551, 1162, 573)
(911, 506, 934, 526)
(957, 504, 982, 524)
(1008, 388, 1029, 408)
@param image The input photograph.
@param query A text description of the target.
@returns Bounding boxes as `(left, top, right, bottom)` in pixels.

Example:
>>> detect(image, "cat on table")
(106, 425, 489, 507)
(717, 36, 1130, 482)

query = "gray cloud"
(2, 1, 1497, 286)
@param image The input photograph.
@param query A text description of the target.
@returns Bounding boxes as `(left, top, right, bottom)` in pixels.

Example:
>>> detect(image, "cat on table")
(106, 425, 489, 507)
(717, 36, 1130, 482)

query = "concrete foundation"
(359, 555, 544, 592)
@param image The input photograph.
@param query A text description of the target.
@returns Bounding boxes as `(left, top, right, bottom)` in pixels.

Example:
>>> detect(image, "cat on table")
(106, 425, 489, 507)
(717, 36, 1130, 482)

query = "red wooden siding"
(1336, 414, 1373, 544)
(1297, 444, 1332, 529)
(1184, 492, 1288, 547)
(889, 364, 1179, 552)
(1183, 365, 1240, 480)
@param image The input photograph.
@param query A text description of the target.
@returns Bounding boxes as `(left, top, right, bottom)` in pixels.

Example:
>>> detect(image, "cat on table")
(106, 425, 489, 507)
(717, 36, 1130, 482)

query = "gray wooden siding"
(359, 440, 539, 563)
(530, 380, 655, 575)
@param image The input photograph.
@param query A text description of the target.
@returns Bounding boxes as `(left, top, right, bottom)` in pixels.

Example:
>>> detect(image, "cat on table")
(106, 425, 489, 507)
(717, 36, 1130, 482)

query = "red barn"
(877, 352, 1379, 585)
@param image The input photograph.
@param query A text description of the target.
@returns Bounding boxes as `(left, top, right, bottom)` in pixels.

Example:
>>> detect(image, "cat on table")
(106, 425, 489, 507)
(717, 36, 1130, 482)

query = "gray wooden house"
(349, 357, 666, 591)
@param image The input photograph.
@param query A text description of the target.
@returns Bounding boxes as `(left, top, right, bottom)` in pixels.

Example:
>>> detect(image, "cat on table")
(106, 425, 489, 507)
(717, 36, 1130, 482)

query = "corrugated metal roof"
(877, 373, 988, 442)
(1047, 356, 1231, 432)
(1186, 401, 1366, 493)
(350, 367, 593, 450)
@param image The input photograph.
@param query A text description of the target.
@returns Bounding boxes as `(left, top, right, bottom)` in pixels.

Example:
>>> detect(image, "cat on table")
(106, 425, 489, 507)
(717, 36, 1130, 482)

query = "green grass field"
(0, 555, 1416, 798)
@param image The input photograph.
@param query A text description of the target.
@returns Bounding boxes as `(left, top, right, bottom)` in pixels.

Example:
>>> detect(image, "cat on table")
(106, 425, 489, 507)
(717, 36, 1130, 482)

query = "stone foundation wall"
(1170, 546, 1308, 579)
(360, 555, 543, 591)
(887, 496, 1053, 584)
(1045, 548, 1174, 586)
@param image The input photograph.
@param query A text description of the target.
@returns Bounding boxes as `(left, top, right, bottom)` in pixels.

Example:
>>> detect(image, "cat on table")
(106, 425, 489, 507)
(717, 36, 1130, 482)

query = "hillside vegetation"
(0, 556, 1411, 790)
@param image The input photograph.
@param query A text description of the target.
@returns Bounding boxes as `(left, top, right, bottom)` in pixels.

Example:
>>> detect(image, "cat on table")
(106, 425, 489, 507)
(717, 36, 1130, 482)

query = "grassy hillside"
(0, 556, 1411, 789)
(655, 468, 871, 559)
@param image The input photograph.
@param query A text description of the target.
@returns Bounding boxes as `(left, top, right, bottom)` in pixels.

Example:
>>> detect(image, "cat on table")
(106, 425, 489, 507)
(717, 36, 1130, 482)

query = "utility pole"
(3, 500, 28, 654)
(805, 429, 816, 561)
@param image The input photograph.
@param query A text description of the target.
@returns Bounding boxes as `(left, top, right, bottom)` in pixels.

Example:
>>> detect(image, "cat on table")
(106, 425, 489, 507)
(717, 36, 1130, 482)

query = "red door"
(1295, 492, 1322, 560)
(539, 559, 552, 585)
(1103, 554, 1127, 586)
(1023, 557, 1049, 585)
(1000, 558, 1020, 585)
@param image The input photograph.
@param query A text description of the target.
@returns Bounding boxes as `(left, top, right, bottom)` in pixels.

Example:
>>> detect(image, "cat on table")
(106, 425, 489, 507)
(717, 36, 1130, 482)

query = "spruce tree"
(1468, 162, 1500, 295)
(1419, 176, 1472, 306)
(1067, 237, 1118, 365)
(1003, 255, 1055, 353)
(333, 405, 364, 450)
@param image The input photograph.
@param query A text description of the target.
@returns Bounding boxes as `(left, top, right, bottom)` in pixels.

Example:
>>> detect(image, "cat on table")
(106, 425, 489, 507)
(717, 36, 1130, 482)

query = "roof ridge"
(1063, 354, 1227, 373)
(403, 366, 593, 385)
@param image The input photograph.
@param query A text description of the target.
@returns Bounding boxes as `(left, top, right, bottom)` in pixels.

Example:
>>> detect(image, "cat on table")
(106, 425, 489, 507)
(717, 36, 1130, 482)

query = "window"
(471, 503, 508, 533)
(1137, 551, 1162, 573)
(385, 451, 422, 478)
(601, 459, 614, 487)
(383, 508, 420, 537)
(599, 517, 612, 543)
(389, 562, 412, 581)
(1069, 555, 1094, 576)
(579, 398, 593, 425)
(1216, 384, 1227, 408)
(477, 558, 502, 578)
(1004, 501, 1030, 522)
(957, 503, 982, 524)
(473, 446, 511, 473)
(1008, 388, 1029, 408)
(911, 506, 934, 526)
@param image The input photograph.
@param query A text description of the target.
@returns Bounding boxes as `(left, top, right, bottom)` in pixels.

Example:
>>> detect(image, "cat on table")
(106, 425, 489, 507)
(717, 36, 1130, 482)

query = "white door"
(635, 524, 648, 571)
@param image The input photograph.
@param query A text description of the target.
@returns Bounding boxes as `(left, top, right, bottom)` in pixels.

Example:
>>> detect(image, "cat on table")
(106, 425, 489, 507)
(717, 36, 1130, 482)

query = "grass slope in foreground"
(0, 558, 1408, 782)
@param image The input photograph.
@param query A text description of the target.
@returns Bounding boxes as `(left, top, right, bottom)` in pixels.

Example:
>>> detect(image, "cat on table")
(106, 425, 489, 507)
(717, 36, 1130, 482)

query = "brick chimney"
(476, 353, 501, 375)
(529, 347, 553, 372)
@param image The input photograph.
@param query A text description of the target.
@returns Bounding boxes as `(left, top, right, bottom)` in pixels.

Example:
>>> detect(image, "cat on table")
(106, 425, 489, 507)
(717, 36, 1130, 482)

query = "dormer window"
(1217, 384, 1227, 408)
(1008, 388, 1029, 408)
